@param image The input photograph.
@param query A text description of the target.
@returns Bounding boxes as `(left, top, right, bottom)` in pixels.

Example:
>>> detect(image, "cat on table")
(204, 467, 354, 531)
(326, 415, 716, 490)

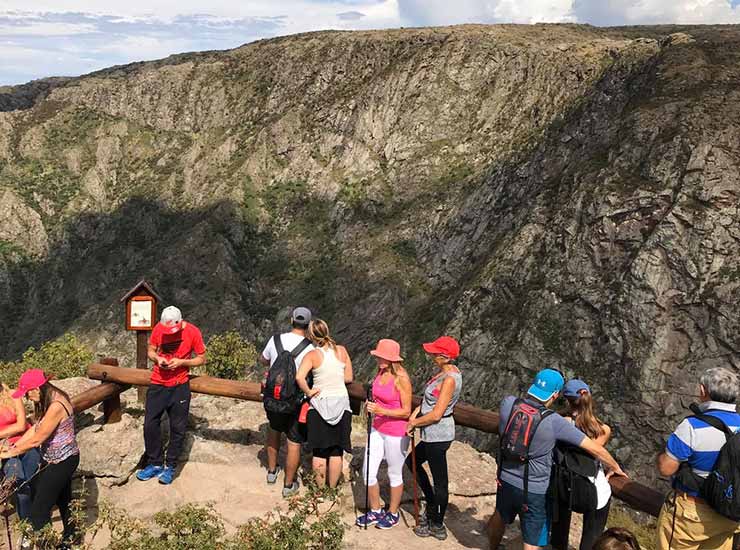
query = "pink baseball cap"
(12, 369, 49, 398)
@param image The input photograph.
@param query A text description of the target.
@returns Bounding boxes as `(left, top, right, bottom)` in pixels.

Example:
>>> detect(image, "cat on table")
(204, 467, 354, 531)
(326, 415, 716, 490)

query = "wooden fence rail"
(82, 362, 666, 517)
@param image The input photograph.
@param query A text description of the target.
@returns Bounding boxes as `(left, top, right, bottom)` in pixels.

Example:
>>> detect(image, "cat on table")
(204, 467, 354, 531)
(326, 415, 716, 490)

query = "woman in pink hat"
(0, 369, 80, 547)
(405, 335, 462, 541)
(355, 338, 412, 530)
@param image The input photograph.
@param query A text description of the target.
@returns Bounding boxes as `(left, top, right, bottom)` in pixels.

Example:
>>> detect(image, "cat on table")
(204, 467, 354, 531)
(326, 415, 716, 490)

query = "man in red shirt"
(136, 305, 206, 485)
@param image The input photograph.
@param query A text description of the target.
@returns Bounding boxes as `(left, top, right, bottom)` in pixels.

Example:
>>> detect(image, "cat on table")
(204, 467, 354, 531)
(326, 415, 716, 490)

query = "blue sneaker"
(376, 511, 399, 529)
(158, 467, 175, 485)
(136, 464, 163, 481)
(356, 510, 384, 527)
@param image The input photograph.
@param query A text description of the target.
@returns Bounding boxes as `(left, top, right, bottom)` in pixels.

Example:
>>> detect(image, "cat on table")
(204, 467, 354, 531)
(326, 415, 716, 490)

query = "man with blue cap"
(488, 369, 626, 550)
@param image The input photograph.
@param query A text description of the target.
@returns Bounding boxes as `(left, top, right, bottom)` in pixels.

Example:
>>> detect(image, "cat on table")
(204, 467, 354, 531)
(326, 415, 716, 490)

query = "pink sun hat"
(370, 339, 403, 362)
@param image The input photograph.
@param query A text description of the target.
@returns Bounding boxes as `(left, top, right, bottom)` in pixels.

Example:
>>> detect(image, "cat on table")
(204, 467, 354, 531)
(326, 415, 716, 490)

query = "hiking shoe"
(282, 481, 300, 498)
(136, 464, 163, 481)
(266, 466, 281, 485)
(413, 523, 431, 537)
(356, 510, 385, 527)
(376, 511, 400, 529)
(430, 523, 448, 541)
(158, 467, 175, 485)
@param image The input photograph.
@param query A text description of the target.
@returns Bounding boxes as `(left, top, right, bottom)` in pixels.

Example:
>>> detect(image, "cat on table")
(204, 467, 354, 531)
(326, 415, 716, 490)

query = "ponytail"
(308, 319, 336, 350)
(571, 391, 606, 440)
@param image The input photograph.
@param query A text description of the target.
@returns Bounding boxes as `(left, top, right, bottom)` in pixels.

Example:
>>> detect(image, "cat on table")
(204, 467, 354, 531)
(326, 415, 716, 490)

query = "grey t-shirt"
(498, 395, 586, 494)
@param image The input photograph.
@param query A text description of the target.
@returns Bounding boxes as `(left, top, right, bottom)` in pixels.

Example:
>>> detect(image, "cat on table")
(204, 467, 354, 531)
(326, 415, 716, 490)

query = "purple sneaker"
(356, 510, 385, 527)
(376, 511, 400, 529)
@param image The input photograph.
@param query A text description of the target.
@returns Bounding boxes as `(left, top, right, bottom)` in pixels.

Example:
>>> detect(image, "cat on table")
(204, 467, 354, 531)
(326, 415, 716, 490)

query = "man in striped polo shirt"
(656, 367, 740, 550)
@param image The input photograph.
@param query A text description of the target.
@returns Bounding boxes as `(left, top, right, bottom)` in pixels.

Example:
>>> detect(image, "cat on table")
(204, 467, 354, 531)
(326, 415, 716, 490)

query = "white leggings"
(362, 428, 409, 487)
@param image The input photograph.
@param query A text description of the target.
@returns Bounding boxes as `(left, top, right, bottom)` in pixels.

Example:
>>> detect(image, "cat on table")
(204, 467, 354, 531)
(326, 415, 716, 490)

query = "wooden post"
(120, 279, 162, 404)
(99, 357, 123, 424)
(137, 331, 149, 403)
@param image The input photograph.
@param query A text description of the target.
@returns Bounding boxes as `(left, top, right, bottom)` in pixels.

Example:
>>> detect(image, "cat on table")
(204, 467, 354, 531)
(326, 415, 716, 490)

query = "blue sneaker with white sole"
(158, 466, 175, 485)
(136, 464, 163, 481)
(376, 511, 400, 529)
(356, 510, 385, 527)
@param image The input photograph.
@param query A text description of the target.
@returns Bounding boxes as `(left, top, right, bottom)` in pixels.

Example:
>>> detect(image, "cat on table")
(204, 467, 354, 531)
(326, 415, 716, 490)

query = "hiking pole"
(411, 431, 419, 527)
(364, 383, 373, 530)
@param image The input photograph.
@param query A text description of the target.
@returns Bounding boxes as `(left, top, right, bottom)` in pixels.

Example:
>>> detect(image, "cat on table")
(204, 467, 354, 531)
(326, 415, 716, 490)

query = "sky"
(2, 0, 740, 85)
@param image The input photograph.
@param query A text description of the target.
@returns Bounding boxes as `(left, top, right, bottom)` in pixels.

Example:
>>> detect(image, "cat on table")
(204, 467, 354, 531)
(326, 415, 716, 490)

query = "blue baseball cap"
(528, 369, 565, 402)
(563, 379, 591, 398)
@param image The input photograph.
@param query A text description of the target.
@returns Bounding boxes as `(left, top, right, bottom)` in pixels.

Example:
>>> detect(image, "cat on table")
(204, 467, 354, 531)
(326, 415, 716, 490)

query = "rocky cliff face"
(1, 24, 739, 484)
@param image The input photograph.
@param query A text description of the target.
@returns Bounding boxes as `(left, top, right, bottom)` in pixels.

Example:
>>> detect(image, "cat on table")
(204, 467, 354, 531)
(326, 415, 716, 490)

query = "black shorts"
(266, 410, 306, 444)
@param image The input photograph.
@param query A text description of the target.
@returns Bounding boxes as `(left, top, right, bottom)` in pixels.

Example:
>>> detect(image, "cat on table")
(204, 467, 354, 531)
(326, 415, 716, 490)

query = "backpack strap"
(273, 333, 284, 355)
(522, 405, 554, 510)
(290, 337, 311, 359)
(689, 403, 734, 439)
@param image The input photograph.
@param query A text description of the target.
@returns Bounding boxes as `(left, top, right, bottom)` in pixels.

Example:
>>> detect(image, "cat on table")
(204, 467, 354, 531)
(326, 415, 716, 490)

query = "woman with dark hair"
(405, 336, 462, 541)
(0, 369, 80, 548)
(296, 319, 353, 489)
(0, 382, 40, 523)
(551, 379, 612, 550)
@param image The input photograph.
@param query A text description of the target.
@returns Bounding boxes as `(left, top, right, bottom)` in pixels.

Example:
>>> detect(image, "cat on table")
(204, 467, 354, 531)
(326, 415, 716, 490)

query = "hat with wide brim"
(370, 339, 403, 362)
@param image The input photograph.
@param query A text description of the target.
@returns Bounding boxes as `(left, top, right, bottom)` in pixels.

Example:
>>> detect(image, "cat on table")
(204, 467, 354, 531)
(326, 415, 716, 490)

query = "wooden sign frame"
(125, 295, 157, 331)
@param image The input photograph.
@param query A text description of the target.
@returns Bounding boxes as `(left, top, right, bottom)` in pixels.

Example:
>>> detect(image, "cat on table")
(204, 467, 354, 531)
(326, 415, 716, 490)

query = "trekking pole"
(411, 431, 419, 527)
(364, 384, 373, 530)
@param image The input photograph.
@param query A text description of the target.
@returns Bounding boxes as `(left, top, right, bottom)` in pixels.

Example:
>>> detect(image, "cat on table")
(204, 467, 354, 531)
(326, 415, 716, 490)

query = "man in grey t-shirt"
(488, 369, 625, 550)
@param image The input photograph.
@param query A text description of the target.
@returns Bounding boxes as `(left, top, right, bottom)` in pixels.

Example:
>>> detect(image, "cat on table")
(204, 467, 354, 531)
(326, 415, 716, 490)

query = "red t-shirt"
(149, 322, 206, 387)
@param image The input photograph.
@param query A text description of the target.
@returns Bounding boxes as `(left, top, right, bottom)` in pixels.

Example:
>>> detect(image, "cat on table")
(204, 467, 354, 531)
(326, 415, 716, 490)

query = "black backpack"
(677, 404, 740, 521)
(551, 443, 599, 514)
(497, 398, 554, 507)
(262, 334, 311, 415)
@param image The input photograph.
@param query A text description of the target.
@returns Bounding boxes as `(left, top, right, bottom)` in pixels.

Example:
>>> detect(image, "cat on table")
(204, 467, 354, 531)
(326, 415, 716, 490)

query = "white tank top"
(312, 347, 348, 398)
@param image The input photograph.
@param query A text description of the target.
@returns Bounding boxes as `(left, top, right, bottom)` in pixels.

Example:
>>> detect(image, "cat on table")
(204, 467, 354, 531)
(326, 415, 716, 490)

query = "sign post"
(120, 280, 162, 403)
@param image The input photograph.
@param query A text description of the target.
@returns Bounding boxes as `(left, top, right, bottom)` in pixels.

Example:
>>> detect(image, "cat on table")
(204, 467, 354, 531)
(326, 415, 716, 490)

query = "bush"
(204, 331, 258, 380)
(14, 478, 344, 550)
(0, 333, 93, 386)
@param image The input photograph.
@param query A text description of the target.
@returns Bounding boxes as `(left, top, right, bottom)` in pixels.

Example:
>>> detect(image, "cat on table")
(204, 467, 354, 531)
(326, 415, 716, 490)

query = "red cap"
(12, 369, 49, 399)
(158, 321, 183, 334)
(422, 336, 460, 359)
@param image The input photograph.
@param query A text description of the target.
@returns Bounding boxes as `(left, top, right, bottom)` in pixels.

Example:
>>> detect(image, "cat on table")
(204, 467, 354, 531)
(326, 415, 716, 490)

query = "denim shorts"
(495, 480, 551, 547)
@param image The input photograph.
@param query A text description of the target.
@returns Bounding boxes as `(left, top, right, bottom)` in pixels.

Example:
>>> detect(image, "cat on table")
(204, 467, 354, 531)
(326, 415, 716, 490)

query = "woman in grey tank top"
(405, 336, 462, 541)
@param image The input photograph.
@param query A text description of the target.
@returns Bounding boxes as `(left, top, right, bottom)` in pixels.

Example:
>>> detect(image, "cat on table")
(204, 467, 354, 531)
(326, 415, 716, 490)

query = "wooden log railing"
(81, 362, 666, 517)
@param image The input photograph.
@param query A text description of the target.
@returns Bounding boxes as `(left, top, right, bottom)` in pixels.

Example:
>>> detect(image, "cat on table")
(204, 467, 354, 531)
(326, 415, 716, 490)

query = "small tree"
(205, 331, 258, 380)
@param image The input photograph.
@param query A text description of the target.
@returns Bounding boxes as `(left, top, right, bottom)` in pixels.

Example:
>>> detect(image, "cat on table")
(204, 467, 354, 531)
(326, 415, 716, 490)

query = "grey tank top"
(420, 370, 462, 443)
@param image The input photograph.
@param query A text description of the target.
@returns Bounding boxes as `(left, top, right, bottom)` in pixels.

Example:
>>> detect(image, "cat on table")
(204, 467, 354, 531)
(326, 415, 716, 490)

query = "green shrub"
(204, 331, 258, 380)
(0, 333, 93, 385)
(14, 478, 344, 550)
(607, 506, 657, 550)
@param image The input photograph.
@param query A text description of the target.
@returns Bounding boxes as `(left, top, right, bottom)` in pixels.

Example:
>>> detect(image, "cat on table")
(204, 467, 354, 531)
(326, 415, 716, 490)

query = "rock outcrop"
(1, 25, 740, 485)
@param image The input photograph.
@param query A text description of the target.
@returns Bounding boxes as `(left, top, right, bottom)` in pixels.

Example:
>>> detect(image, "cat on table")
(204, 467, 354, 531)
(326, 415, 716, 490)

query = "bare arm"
(0, 402, 67, 458)
(0, 395, 27, 439)
(172, 353, 206, 368)
(410, 377, 455, 428)
(656, 452, 681, 477)
(296, 350, 321, 397)
(594, 423, 612, 447)
(339, 346, 353, 384)
(148, 344, 166, 366)
(579, 436, 626, 477)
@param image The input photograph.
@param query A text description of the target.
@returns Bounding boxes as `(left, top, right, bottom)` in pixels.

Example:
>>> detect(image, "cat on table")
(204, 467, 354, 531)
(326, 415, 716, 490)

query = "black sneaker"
(430, 523, 447, 541)
(413, 524, 431, 538)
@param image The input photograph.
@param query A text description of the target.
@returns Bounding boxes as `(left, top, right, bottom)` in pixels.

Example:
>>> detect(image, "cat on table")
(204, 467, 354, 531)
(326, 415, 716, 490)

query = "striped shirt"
(666, 401, 740, 495)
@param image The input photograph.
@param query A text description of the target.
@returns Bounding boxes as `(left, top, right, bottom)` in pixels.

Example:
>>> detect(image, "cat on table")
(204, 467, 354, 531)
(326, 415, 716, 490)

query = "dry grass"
(607, 506, 657, 550)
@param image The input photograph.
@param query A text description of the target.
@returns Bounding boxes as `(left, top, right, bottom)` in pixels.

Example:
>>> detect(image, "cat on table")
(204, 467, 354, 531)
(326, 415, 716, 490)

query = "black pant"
(550, 499, 611, 550)
(30, 453, 80, 542)
(144, 382, 191, 468)
(405, 440, 452, 526)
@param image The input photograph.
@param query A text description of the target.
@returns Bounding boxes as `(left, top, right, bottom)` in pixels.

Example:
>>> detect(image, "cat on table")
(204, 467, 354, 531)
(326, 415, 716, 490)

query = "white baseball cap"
(161, 306, 182, 324)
